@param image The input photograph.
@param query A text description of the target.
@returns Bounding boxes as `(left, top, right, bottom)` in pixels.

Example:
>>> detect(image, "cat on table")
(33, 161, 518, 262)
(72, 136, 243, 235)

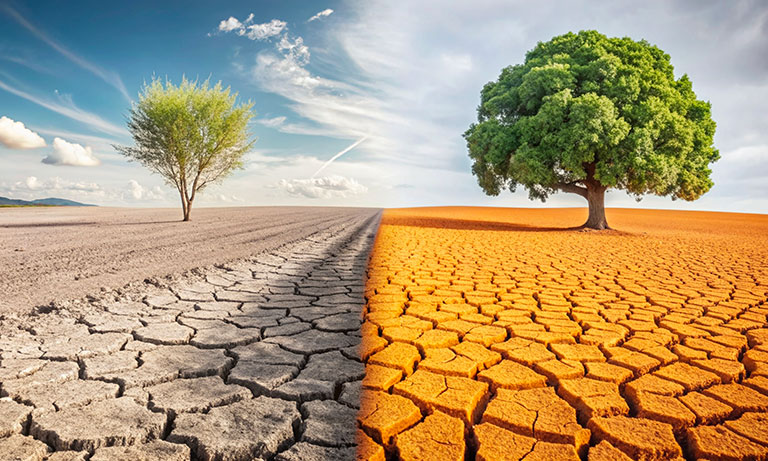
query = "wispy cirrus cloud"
(255, 116, 286, 128)
(33, 127, 119, 149)
(0, 116, 46, 149)
(1, 4, 130, 101)
(0, 78, 127, 136)
(217, 7, 461, 172)
(0, 53, 56, 76)
(308, 9, 334, 22)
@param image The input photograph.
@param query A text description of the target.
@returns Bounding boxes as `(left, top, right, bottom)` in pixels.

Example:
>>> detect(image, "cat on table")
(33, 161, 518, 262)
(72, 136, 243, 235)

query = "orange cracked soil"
(356, 207, 768, 461)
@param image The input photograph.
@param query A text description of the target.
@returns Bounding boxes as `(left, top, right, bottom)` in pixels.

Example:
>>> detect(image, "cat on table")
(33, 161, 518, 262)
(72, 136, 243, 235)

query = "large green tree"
(115, 78, 255, 221)
(464, 30, 718, 229)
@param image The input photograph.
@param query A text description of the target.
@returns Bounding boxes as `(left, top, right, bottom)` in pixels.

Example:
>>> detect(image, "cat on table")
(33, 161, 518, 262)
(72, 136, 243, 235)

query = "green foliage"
(115, 77, 255, 217)
(464, 30, 719, 202)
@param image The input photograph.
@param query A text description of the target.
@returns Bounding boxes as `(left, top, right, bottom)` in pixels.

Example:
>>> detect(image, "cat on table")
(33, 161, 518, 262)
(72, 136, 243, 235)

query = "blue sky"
(1, 0, 766, 212)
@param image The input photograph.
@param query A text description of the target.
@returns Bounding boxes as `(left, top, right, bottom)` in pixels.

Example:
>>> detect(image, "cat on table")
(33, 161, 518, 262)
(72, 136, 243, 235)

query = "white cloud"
(245, 19, 287, 40)
(25, 176, 41, 190)
(128, 179, 144, 199)
(127, 179, 165, 200)
(42, 137, 100, 166)
(276, 175, 367, 198)
(218, 17, 242, 32)
(217, 15, 286, 41)
(0, 116, 46, 149)
(308, 9, 334, 22)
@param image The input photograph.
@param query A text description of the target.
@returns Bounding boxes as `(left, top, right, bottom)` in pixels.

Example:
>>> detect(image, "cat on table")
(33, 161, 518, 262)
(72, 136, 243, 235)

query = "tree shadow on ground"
(382, 215, 580, 232)
(382, 215, 636, 236)
(0, 220, 183, 228)
(0, 221, 100, 228)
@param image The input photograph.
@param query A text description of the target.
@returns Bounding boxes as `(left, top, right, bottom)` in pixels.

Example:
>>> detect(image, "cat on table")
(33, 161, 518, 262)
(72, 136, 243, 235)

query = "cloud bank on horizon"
(0, 0, 766, 213)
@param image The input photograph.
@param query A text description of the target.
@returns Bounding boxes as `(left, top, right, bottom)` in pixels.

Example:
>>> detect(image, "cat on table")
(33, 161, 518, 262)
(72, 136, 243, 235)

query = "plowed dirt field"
(357, 207, 768, 460)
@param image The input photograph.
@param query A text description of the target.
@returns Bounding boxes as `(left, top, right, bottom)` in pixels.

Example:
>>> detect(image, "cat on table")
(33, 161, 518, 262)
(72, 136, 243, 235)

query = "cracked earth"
(358, 207, 768, 461)
(3, 206, 768, 461)
(0, 208, 380, 461)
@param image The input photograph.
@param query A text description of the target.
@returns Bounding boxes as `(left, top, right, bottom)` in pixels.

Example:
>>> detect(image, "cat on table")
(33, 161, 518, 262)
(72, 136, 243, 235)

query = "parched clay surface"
(0, 208, 381, 460)
(358, 207, 768, 461)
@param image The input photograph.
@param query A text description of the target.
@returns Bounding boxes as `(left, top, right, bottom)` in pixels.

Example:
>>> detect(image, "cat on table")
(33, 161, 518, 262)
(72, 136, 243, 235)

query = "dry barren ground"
(358, 207, 768, 460)
(0, 207, 381, 460)
(0, 206, 374, 314)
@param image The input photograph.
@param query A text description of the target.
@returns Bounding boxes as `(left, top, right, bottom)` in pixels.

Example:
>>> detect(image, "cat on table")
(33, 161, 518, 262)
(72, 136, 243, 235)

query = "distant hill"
(0, 196, 96, 207)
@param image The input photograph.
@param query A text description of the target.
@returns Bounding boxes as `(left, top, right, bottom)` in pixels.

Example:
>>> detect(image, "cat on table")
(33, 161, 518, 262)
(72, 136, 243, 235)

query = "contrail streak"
(312, 136, 368, 178)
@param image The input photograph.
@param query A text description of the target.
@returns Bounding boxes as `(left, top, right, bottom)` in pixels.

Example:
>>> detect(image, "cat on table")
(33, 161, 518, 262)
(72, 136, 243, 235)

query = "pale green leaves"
(116, 77, 255, 199)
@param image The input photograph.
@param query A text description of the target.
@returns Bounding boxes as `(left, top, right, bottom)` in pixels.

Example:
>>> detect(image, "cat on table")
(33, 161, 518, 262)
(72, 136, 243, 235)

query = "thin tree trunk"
(583, 185, 609, 230)
(179, 190, 188, 222)
(184, 199, 193, 222)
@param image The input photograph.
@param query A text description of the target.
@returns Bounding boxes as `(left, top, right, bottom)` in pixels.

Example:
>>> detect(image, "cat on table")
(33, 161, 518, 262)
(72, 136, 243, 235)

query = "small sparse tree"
(115, 78, 255, 221)
(464, 30, 719, 229)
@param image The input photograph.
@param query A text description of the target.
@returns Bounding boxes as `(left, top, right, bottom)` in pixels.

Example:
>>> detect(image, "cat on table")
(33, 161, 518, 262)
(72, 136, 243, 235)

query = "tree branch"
(556, 182, 588, 198)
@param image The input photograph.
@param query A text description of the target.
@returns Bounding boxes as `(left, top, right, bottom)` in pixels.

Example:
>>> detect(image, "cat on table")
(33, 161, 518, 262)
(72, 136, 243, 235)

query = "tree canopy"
(464, 30, 718, 229)
(115, 77, 255, 221)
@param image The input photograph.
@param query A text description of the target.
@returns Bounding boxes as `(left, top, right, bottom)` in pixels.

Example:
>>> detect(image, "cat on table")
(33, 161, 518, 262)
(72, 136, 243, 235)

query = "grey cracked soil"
(0, 206, 380, 460)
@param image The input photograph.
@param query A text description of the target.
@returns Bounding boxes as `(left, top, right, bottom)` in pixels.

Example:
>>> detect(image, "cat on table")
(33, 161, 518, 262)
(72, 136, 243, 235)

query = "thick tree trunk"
(583, 185, 609, 230)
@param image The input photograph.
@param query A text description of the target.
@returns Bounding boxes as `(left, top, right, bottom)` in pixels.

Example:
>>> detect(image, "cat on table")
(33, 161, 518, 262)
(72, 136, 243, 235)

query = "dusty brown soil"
(0, 206, 376, 314)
